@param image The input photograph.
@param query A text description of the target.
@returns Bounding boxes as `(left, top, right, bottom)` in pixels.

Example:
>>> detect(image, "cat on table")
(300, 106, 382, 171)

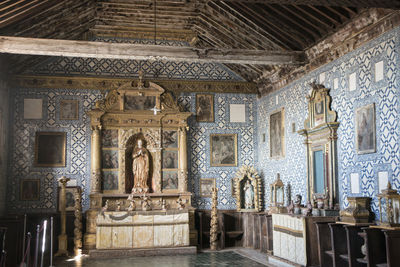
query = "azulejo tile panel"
(257, 26, 400, 216)
(7, 88, 103, 213)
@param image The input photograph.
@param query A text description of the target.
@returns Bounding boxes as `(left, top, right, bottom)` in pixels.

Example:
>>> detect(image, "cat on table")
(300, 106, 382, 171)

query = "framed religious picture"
(356, 103, 376, 154)
(162, 150, 178, 169)
(34, 132, 66, 167)
(270, 108, 285, 158)
(162, 130, 178, 148)
(102, 150, 118, 169)
(196, 94, 214, 122)
(124, 95, 156, 110)
(58, 186, 79, 211)
(162, 171, 178, 190)
(102, 171, 119, 191)
(20, 179, 40, 201)
(60, 100, 79, 120)
(210, 134, 237, 167)
(102, 129, 118, 148)
(200, 178, 216, 197)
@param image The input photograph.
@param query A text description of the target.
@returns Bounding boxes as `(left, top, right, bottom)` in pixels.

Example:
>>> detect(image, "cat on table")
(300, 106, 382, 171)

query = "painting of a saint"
(103, 171, 118, 190)
(125, 95, 156, 110)
(102, 150, 118, 169)
(102, 129, 118, 148)
(162, 171, 178, 190)
(132, 139, 150, 192)
(196, 94, 214, 122)
(20, 179, 40, 201)
(356, 103, 376, 154)
(210, 134, 237, 166)
(60, 100, 79, 120)
(270, 109, 284, 158)
(163, 150, 178, 169)
(200, 178, 215, 197)
(162, 130, 178, 148)
(35, 132, 66, 167)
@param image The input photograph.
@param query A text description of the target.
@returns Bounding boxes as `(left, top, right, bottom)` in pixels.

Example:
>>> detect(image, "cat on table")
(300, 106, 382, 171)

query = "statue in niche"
(244, 179, 254, 209)
(131, 138, 150, 193)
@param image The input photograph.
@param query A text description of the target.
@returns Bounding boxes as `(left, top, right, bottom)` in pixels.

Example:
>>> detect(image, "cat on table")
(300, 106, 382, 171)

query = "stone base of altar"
(88, 246, 197, 259)
(96, 210, 191, 249)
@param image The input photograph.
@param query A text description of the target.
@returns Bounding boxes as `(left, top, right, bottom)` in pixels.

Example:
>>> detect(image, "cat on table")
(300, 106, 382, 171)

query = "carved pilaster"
(91, 126, 102, 193)
(178, 127, 188, 193)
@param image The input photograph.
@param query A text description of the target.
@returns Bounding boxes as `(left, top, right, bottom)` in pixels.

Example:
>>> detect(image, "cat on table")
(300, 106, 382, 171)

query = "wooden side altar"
(83, 77, 196, 251)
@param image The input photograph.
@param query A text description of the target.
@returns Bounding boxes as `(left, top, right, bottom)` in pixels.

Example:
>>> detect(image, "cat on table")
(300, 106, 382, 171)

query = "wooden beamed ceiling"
(0, 0, 398, 92)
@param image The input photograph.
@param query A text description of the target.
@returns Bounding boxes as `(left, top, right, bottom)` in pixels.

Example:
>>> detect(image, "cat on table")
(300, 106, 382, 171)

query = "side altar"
(83, 76, 196, 251)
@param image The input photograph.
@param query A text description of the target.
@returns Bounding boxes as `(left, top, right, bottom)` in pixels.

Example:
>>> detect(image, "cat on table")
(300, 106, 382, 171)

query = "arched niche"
(234, 166, 262, 212)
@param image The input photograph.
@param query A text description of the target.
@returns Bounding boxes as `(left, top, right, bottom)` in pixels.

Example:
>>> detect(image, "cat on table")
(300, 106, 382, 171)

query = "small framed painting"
(20, 179, 40, 201)
(102, 150, 119, 169)
(162, 150, 178, 169)
(60, 100, 79, 120)
(200, 178, 216, 198)
(102, 129, 118, 148)
(270, 108, 285, 158)
(162, 130, 178, 148)
(210, 134, 237, 167)
(162, 171, 178, 190)
(356, 103, 376, 154)
(58, 186, 80, 211)
(124, 95, 156, 110)
(196, 94, 214, 122)
(34, 132, 66, 167)
(103, 171, 119, 191)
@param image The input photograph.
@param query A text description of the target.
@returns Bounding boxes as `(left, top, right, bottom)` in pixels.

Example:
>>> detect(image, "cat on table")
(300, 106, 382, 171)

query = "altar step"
(89, 246, 197, 259)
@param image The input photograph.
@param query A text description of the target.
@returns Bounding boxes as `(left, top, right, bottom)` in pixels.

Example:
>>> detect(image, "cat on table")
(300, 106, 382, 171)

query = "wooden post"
(55, 176, 70, 256)
(74, 187, 82, 256)
(210, 187, 218, 250)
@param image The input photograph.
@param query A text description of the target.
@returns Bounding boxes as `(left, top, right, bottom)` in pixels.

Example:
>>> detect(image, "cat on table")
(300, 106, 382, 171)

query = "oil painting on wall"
(59, 100, 79, 120)
(270, 109, 285, 158)
(162, 171, 178, 190)
(34, 132, 66, 167)
(20, 179, 40, 201)
(196, 94, 214, 122)
(124, 95, 156, 110)
(162, 130, 178, 148)
(356, 103, 376, 154)
(200, 178, 215, 197)
(210, 134, 237, 166)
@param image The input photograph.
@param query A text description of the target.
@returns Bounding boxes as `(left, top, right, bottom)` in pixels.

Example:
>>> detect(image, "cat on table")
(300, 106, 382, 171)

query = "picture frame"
(162, 150, 178, 169)
(103, 171, 119, 191)
(58, 186, 79, 211)
(102, 149, 119, 169)
(200, 178, 216, 197)
(102, 129, 118, 148)
(59, 100, 79, 120)
(270, 108, 285, 158)
(196, 94, 214, 122)
(210, 134, 237, 167)
(356, 103, 376, 154)
(162, 130, 178, 148)
(124, 95, 156, 110)
(20, 179, 40, 201)
(34, 132, 66, 167)
(162, 170, 179, 190)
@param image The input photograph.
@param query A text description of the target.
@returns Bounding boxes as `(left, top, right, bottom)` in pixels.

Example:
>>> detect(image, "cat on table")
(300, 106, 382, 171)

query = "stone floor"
(55, 249, 273, 266)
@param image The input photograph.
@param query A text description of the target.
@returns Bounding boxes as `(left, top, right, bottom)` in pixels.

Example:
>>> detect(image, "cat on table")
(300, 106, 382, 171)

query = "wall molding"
(10, 75, 257, 94)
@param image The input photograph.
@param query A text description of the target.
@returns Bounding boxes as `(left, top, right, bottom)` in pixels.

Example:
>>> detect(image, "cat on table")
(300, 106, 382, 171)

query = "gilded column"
(178, 126, 188, 193)
(91, 126, 101, 193)
(55, 176, 70, 256)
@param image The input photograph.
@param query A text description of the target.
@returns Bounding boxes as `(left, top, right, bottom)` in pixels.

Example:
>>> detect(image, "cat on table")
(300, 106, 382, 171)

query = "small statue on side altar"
(177, 197, 185, 210)
(294, 194, 302, 214)
(244, 179, 254, 209)
(287, 200, 294, 214)
(132, 138, 150, 194)
(141, 193, 152, 211)
(102, 200, 109, 212)
(306, 201, 313, 216)
(127, 199, 136, 211)
(116, 200, 121, 211)
(161, 199, 167, 211)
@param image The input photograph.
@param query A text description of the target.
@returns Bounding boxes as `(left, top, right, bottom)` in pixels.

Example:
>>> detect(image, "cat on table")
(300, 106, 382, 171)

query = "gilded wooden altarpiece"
(298, 83, 339, 212)
(83, 78, 194, 250)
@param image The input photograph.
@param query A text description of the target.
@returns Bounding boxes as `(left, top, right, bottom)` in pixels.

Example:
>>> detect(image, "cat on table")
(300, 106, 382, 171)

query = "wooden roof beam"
(204, 0, 400, 8)
(0, 36, 307, 65)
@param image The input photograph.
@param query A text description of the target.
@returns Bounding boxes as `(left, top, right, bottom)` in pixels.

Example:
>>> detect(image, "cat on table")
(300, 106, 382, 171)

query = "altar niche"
(84, 79, 193, 250)
(234, 166, 262, 212)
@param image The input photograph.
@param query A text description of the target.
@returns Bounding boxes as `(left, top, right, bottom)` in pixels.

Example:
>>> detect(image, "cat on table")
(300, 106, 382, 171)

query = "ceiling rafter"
(232, 2, 308, 50)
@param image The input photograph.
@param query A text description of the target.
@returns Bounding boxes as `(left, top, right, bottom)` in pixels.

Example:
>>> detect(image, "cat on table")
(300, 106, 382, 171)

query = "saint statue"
(132, 139, 150, 193)
(244, 179, 254, 209)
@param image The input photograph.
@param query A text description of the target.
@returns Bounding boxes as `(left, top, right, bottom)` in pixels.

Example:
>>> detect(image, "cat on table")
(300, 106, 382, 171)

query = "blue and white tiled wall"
(257, 26, 400, 216)
(180, 93, 257, 210)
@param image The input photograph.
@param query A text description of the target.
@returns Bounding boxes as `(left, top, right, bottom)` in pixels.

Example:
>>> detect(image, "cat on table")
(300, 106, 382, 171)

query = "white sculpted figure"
(244, 179, 254, 209)
(132, 139, 150, 193)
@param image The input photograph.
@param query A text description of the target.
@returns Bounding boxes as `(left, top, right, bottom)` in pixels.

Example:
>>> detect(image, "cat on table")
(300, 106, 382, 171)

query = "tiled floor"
(56, 250, 269, 267)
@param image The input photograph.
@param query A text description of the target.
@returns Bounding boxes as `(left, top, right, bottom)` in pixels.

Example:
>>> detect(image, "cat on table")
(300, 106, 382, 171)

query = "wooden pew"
(315, 221, 333, 267)
(328, 223, 349, 267)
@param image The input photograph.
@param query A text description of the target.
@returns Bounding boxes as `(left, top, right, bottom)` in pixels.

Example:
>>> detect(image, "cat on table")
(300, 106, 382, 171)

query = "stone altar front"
(96, 210, 189, 249)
